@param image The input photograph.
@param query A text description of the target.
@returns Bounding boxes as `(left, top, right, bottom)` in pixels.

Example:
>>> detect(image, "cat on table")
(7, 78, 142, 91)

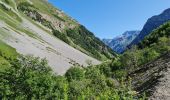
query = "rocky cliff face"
(103, 31, 140, 53)
(129, 8, 170, 47)
(129, 52, 170, 99)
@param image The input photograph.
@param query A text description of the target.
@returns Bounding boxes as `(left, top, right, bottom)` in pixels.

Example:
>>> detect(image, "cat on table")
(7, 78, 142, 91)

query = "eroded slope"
(0, 0, 101, 75)
(129, 53, 170, 99)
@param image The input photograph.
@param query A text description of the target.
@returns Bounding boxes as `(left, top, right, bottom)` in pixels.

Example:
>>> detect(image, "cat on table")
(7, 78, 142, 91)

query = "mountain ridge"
(103, 30, 140, 53)
(129, 8, 170, 47)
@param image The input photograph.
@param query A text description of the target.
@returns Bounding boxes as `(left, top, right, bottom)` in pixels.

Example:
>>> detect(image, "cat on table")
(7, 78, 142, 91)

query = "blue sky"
(48, 0, 170, 39)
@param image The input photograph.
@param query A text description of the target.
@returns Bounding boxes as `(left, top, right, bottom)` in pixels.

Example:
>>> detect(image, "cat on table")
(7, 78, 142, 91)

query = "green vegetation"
(0, 40, 18, 76)
(0, 56, 140, 99)
(53, 30, 70, 44)
(64, 26, 116, 60)
(52, 25, 116, 61)
(0, 3, 22, 22)
(0, 41, 142, 99)
(120, 21, 170, 72)
(1, 1, 169, 99)
(0, 2, 41, 39)
(17, 2, 53, 29)
(139, 21, 170, 48)
(0, 40, 18, 60)
(27, 0, 70, 23)
(2, 0, 10, 4)
(1, 0, 15, 8)
(0, 55, 67, 99)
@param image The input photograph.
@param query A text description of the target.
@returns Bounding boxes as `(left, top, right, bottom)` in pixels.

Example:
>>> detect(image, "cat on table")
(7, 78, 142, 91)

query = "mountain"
(129, 8, 170, 47)
(103, 31, 140, 53)
(102, 39, 112, 45)
(0, 0, 115, 75)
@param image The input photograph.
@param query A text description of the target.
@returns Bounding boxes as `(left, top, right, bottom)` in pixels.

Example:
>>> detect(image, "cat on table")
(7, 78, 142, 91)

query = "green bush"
(0, 41, 18, 60)
(2, 0, 10, 4)
(85, 66, 101, 79)
(17, 2, 34, 11)
(0, 55, 68, 99)
(99, 63, 112, 77)
(65, 67, 85, 82)
(0, 54, 144, 99)
(53, 30, 70, 44)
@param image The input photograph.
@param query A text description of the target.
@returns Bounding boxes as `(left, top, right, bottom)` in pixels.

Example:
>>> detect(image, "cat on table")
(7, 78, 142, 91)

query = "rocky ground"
(129, 53, 170, 100)
(149, 62, 170, 100)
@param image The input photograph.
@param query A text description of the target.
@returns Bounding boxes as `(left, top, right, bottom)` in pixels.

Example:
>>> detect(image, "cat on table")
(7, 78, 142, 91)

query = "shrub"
(65, 67, 85, 82)
(53, 30, 70, 44)
(0, 55, 68, 99)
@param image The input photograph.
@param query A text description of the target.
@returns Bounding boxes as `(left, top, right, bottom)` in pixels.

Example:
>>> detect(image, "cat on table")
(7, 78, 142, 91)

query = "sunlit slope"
(0, 0, 108, 74)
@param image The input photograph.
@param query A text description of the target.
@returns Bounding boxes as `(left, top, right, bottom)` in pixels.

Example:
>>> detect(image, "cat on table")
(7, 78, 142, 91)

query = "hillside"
(129, 8, 170, 47)
(129, 53, 170, 99)
(123, 21, 170, 99)
(16, 0, 115, 60)
(103, 31, 140, 53)
(0, 41, 139, 99)
(0, 0, 115, 74)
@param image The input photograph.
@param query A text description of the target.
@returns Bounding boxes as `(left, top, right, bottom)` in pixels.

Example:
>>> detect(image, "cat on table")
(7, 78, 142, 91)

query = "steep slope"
(15, 0, 115, 60)
(102, 39, 112, 45)
(103, 31, 140, 53)
(0, 0, 112, 75)
(139, 21, 170, 49)
(129, 53, 170, 99)
(126, 21, 170, 99)
(129, 8, 170, 47)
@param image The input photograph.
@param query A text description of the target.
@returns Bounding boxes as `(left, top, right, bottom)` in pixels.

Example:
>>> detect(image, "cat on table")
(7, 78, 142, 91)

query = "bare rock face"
(128, 53, 170, 100)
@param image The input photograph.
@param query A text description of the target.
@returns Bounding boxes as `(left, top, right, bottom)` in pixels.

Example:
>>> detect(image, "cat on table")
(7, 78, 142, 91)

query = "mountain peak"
(103, 30, 140, 53)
